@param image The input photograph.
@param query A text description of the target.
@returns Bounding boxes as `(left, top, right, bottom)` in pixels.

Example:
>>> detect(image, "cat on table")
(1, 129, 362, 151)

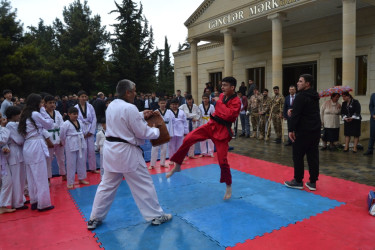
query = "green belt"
(48, 128, 60, 140)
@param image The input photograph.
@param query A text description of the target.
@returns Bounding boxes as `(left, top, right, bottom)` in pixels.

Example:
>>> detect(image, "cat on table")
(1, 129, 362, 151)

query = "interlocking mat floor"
(1, 153, 374, 249)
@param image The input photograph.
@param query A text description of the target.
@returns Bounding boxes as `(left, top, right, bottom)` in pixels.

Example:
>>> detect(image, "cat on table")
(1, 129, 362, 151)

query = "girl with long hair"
(18, 93, 54, 211)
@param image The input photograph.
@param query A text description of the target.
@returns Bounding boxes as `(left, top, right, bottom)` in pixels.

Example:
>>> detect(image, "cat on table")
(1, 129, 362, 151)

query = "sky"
(10, 0, 204, 52)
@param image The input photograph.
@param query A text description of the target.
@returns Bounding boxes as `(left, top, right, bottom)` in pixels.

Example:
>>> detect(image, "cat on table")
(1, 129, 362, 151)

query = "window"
(186, 75, 191, 94)
(209, 72, 222, 91)
(335, 55, 368, 95)
(248, 67, 265, 93)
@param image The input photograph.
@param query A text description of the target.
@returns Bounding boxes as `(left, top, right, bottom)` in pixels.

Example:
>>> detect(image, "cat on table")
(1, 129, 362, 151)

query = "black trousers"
(292, 132, 320, 183)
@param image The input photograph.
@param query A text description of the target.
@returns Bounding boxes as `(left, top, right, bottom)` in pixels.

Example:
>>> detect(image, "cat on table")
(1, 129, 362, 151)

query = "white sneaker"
(151, 214, 172, 225)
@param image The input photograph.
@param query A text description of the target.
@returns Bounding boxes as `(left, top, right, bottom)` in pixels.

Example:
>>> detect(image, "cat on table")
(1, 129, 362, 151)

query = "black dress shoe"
(31, 203, 38, 210)
(38, 205, 54, 212)
(284, 142, 292, 146)
(15, 205, 28, 210)
(364, 150, 373, 155)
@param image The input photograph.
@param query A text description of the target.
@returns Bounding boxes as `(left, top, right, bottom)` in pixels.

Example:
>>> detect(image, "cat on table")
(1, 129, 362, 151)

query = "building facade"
(173, 0, 375, 115)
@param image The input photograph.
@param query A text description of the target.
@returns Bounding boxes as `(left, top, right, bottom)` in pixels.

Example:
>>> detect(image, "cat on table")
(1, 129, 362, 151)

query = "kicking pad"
(146, 113, 170, 146)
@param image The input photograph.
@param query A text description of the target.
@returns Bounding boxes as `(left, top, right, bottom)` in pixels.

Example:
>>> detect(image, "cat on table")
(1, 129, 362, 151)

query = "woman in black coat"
(341, 92, 361, 152)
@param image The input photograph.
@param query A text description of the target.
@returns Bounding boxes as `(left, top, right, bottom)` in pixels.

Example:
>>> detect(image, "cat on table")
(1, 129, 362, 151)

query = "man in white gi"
(87, 79, 172, 230)
(179, 94, 201, 158)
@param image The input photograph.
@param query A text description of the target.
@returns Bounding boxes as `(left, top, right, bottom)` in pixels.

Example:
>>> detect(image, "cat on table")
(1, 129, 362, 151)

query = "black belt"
(106, 136, 144, 157)
(210, 115, 233, 137)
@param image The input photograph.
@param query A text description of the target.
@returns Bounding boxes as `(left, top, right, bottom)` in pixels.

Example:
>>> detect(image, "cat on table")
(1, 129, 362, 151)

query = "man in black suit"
(283, 85, 296, 146)
(176, 89, 185, 106)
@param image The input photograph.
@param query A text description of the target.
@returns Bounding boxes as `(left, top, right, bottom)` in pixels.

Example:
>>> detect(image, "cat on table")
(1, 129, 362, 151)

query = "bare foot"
(148, 166, 154, 170)
(79, 180, 89, 185)
(67, 184, 74, 189)
(198, 155, 204, 158)
(166, 163, 181, 178)
(160, 165, 169, 168)
(0, 207, 16, 214)
(189, 156, 198, 159)
(168, 161, 174, 166)
(223, 185, 232, 200)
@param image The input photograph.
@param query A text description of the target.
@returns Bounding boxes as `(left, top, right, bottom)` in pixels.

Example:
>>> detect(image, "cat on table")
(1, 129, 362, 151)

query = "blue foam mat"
(69, 164, 344, 249)
(52, 140, 230, 176)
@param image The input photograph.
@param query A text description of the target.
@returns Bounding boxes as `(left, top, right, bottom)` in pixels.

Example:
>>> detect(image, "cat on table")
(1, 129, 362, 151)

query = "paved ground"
(229, 135, 375, 186)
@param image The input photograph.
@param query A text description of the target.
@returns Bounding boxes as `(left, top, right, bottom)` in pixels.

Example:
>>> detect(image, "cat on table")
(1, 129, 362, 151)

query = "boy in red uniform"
(167, 77, 241, 200)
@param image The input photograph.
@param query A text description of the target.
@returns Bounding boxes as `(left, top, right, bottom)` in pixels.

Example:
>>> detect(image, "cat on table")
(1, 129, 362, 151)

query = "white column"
(189, 39, 199, 103)
(342, 0, 356, 93)
(221, 28, 235, 77)
(268, 13, 286, 89)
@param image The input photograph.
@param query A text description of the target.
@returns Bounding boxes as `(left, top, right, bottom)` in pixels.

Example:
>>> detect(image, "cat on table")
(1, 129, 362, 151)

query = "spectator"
(93, 92, 106, 126)
(176, 90, 185, 106)
(239, 82, 247, 96)
(341, 92, 361, 153)
(1, 89, 13, 118)
(237, 91, 250, 137)
(364, 93, 375, 155)
(247, 80, 257, 98)
(320, 93, 341, 151)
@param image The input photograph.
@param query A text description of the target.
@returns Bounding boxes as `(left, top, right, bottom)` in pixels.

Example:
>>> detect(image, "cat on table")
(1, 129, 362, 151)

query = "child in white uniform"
(179, 94, 201, 158)
(169, 98, 188, 166)
(199, 93, 215, 157)
(0, 112, 14, 214)
(44, 95, 66, 181)
(60, 107, 88, 189)
(74, 90, 98, 173)
(5, 106, 27, 210)
(18, 93, 54, 212)
(95, 118, 106, 177)
(149, 98, 174, 169)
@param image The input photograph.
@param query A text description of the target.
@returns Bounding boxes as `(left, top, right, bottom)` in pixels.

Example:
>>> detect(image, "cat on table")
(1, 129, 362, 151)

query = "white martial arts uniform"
(199, 103, 215, 156)
(150, 109, 174, 167)
(23, 107, 54, 209)
(179, 104, 201, 157)
(5, 122, 26, 208)
(46, 110, 66, 178)
(90, 98, 166, 222)
(60, 120, 87, 186)
(95, 128, 105, 176)
(169, 109, 189, 160)
(75, 102, 97, 171)
(0, 126, 11, 207)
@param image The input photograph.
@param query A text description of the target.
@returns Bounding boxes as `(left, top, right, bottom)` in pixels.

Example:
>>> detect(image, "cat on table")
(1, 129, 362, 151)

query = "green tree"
(109, 0, 158, 92)
(0, 0, 24, 92)
(53, 0, 109, 94)
(157, 36, 174, 95)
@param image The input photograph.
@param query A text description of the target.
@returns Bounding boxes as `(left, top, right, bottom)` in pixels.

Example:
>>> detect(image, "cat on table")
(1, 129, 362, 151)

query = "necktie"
(291, 96, 294, 106)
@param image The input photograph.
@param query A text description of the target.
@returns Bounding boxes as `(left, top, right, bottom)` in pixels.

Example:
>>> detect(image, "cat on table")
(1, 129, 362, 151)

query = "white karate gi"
(90, 99, 166, 222)
(95, 129, 105, 176)
(150, 109, 174, 167)
(75, 102, 97, 171)
(5, 122, 26, 208)
(23, 107, 54, 209)
(179, 104, 201, 157)
(60, 120, 87, 186)
(46, 110, 66, 178)
(0, 126, 11, 207)
(169, 109, 189, 159)
(199, 103, 215, 156)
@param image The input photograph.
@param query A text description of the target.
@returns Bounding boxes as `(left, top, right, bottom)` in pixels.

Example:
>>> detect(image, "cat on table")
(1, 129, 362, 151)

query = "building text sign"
(208, 0, 300, 30)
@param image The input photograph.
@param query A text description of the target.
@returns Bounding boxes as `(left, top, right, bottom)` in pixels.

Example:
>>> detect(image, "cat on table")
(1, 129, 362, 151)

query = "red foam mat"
(1, 153, 374, 249)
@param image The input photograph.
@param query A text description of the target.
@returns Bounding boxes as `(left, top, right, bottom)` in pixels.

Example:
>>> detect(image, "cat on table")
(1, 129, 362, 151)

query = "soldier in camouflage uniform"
(248, 88, 262, 138)
(270, 86, 284, 143)
(259, 89, 272, 140)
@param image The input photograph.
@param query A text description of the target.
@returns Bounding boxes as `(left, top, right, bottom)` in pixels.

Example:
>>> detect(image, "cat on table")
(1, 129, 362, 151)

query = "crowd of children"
(0, 91, 103, 214)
